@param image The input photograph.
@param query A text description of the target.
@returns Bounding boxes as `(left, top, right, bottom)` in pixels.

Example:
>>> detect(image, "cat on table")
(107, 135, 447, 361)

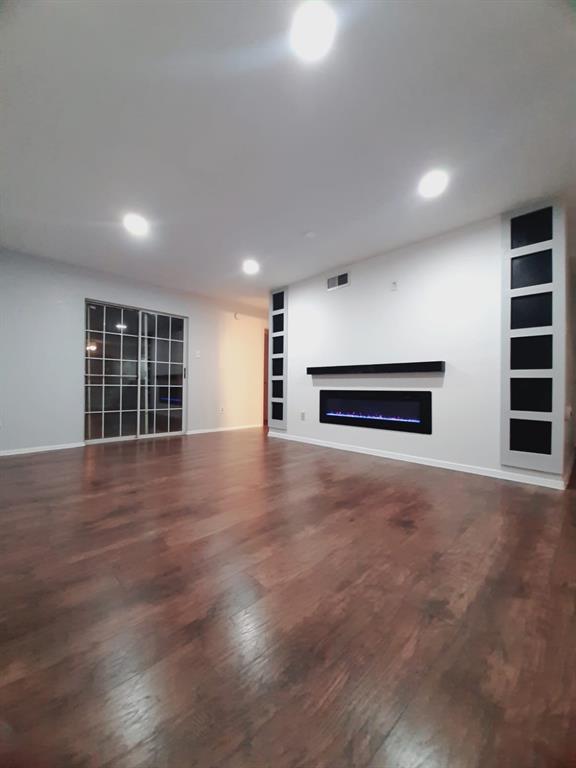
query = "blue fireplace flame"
(320, 390, 431, 434)
(325, 410, 421, 424)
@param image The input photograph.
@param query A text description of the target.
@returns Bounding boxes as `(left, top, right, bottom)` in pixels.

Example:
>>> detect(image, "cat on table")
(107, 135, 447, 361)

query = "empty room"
(1, 1, 576, 766)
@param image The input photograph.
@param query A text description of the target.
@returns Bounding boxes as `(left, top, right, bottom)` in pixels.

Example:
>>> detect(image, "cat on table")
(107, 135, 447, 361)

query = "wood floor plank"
(0, 429, 574, 767)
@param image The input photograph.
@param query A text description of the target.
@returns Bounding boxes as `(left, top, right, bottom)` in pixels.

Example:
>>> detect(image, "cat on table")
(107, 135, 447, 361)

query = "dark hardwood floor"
(1, 429, 575, 767)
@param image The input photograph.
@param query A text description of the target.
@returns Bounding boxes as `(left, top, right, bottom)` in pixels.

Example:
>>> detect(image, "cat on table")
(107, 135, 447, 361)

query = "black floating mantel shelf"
(306, 361, 446, 375)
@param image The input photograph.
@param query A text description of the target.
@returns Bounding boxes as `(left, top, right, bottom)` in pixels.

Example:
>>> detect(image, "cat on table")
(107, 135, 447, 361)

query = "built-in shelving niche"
(268, 288, 287, 430)
(501, 203, 566, 475)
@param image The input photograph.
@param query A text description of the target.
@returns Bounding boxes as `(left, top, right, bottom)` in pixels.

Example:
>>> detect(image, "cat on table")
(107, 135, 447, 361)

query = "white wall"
(0, 250, 266, 453)
(281, 217, 566, 487)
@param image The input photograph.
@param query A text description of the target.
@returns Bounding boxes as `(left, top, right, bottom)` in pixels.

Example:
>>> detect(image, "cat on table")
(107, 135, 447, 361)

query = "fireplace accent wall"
(320, 390, 432, 434)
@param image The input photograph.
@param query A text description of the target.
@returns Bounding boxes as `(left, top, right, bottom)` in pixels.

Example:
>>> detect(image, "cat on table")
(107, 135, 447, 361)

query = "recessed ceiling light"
(86, 344, 97, 352)
(116, 323, 127, 330)
(417, 169, 450, 199)
(242, 258, 260, 275)
(289, 0, 338, 64)
(122, 212, 150, 238)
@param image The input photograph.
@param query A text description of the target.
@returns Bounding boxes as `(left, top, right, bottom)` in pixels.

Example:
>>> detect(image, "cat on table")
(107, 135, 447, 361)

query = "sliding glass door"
(85, 301, 186, 441)
(139, 311, 184, 437)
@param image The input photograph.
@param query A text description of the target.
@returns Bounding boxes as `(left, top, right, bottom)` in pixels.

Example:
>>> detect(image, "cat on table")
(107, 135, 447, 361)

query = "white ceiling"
(1, 0, 575, 312)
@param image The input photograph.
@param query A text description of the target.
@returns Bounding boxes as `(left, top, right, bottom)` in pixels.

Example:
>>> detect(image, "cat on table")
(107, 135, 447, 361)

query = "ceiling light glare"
(289, 0, 338, 64)
(122, 212, 150, 238)
(417, 169, 450, 199)
(242, 258, 260, 275)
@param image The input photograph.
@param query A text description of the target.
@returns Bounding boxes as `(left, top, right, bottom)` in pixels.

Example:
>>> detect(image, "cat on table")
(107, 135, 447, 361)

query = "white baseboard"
(268, 431, 566, 490)
(186, 424, 262, 435)
(0, 441, 85, 458)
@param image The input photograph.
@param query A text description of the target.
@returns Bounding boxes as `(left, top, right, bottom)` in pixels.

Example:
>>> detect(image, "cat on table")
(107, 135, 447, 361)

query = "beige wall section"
(0, 249, 267, 452)
(216, 311, 265, 430)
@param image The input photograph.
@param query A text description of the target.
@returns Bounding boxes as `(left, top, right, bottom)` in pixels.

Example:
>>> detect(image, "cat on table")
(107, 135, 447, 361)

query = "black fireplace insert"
(319, 390, 432, 434)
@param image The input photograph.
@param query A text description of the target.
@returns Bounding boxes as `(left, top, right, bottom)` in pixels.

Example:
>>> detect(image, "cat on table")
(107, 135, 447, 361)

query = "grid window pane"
(157, 340, 170, 362)
(140, 410, 154, 435)
(104, 412, 120, 438)
(122, 361, 138, 383)
(171, 341, 183, 364)
(169, 387, 183, 407)
(122, 386, 138, 411)
(104, 386, 121, 411)
(105, 359, 122, 376)
(104, 333, 122, 359)
(105, 306, 123, 333)
(273, 336, 284, 355)
(85, 386, 103, 413)
(170, 364, 183, 385)
(169, 410, 183, 432)
(123, 309, 139, 336)
(86, 304, 104, 331)
(122, 336, 139, 361)
(122, 411, 138, 437)
(155, 410, 169, 433)
(85, 413, 102, 440)
(171, 317, 184, 341)
(155, 363, 170, 385)
(157, 315, 170, 339)
(157, 386, 170, 408)
(85, 358, 103, 379)
(86, 332, 103, 358)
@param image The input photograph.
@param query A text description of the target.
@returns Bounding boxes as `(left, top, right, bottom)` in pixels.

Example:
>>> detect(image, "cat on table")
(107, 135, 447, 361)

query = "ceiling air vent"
(327, 272, 349, 291)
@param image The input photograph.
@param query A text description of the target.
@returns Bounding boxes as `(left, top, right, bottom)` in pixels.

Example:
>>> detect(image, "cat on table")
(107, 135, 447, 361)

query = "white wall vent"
(327, 272, 349, 290)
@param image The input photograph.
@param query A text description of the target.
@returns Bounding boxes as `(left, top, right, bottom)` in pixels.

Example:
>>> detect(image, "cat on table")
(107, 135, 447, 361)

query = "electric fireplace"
(319, 390, 432, 434)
